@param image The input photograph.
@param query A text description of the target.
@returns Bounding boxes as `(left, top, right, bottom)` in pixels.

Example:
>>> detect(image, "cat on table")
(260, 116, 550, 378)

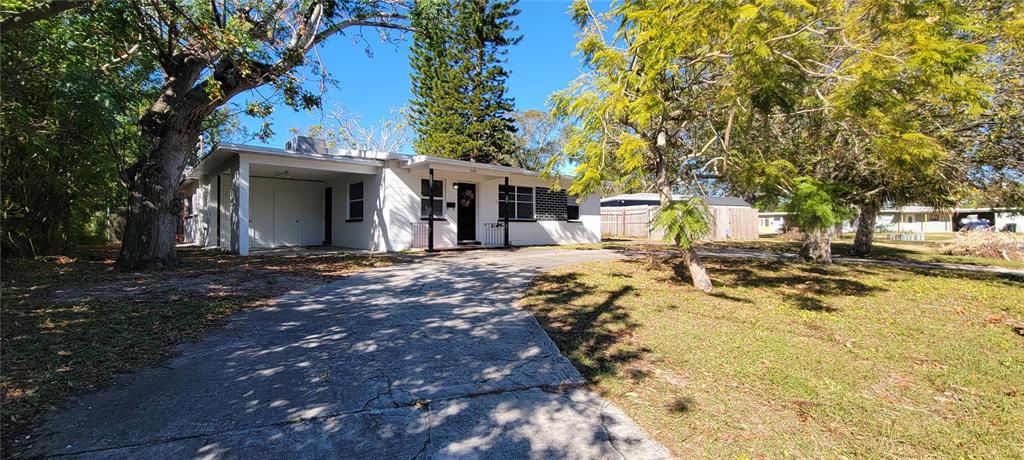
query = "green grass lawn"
(0, 247, 396, 452)
(520, 256, 1024, 458)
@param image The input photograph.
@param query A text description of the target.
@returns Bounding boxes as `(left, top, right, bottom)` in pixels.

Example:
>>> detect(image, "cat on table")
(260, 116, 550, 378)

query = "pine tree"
(409, 0, 520, 164)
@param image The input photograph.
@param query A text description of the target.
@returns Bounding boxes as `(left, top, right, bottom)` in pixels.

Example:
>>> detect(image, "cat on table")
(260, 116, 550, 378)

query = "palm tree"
(653, 197, 714, 293)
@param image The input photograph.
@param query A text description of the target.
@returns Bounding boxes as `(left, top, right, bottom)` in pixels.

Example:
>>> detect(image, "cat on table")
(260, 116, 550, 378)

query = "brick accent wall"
(536, 187, 568, 221)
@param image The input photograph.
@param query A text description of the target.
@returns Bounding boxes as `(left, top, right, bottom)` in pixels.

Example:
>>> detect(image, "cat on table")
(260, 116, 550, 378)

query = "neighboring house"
(179, 138, 601, 255)
(758, 211, 789, 235)
(600, 193, 759, 241)
(756, 205, 1024, 235)
(873, 206, 1024, 233)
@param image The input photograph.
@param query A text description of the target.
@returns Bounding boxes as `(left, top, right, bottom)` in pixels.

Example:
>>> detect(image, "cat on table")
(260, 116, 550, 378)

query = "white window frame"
(347, 181, 364, 221)
(499, 185, 535, 221)
(420, 178, 445, 219)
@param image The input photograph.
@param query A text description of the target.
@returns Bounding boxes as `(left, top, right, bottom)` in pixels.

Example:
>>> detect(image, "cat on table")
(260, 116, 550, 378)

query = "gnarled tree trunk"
(116, 78, 212, 270)
(853, 200, 878, 256)
(799, 227, 833, 264)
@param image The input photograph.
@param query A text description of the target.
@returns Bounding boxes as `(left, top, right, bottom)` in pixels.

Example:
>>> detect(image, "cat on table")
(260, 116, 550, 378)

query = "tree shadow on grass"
(523, 273, 650, 384)
(21, 251, 667, 458)
(673, 257, 888, 313)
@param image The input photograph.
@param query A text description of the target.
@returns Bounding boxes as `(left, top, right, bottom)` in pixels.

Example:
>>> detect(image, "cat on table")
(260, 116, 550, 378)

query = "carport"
(952, 210, 996, 231)
(183, 144, 383, 255)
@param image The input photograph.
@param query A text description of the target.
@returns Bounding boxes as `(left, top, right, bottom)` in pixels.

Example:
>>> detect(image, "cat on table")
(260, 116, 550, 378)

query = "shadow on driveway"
(26, 249, 668, 459)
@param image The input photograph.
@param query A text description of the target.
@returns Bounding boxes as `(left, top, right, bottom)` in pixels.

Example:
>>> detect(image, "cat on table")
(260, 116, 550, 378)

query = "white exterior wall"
(187, 177, 210, 245)
(325, 172, 381, 250)
(200, 174, 232, 249)
(187, 152, 603, 253)
(995, 212, 1024, 232)
(758, 216, 786, 235)
(380, 165, 600, 251)
(380, 166, 431, 251)
(248, 177, 325, 248)
(878, 212, 954, 233)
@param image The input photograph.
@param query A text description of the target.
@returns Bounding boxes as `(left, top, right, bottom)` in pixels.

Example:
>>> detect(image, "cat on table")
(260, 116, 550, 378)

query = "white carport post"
(232, 155, 251, 256)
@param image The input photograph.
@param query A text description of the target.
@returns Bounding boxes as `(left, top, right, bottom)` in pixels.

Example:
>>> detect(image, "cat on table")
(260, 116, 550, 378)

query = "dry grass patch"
(520, 256, 1024, 458)
(0, 246, 398, 450)
(940, 232, 1024, 261)
(697, 236, 1024, 269)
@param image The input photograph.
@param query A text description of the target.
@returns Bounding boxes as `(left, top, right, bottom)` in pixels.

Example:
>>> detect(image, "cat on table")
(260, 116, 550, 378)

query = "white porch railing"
(482, 223, 504, 246)
(410, 221, 429, 248)
(408, 221, 506, 248)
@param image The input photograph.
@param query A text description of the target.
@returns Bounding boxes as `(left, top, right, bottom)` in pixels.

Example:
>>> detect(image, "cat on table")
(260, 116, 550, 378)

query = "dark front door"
(457, 183, 476, 242)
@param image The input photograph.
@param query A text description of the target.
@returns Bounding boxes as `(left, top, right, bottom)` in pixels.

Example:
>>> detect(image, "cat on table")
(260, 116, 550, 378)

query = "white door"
(274, 190, 300, 246)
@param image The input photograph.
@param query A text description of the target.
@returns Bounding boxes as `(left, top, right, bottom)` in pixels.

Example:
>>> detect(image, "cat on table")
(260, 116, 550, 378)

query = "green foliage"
(960, 1, 1024, 208)
(825, 0, 990, 209)
(653, 198, 712, 249)
(785, 177, 855, 231)
(551, 0, 820, 198)
(0, 6, 159, 255)
(409, 0, 521, 164)
(717, 0, 1001, 236)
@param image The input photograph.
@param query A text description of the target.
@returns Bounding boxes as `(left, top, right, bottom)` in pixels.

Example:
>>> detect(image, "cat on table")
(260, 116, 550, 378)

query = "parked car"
(960, 221, 992, 232)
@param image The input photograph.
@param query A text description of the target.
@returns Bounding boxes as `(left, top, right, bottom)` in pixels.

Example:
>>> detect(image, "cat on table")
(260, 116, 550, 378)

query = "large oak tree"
(97, 1, 414, 269)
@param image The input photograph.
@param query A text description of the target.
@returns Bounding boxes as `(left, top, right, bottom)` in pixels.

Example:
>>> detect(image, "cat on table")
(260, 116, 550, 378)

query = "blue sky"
(236, 0, 609, 150)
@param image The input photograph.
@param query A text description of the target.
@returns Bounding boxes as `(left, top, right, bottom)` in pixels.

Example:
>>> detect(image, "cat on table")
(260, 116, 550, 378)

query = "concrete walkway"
(28, 248, 669, 459)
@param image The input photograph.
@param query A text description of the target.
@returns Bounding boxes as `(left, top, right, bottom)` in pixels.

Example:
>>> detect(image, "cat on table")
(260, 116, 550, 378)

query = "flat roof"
(399, 155, 544, 178)
(186, 142, 386, 180)
(186, 142, 557, 181)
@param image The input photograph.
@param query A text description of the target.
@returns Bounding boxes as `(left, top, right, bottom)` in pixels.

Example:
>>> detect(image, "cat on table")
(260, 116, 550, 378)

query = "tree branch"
(1, 0, 83, 34)
(309, 14, 415, 50)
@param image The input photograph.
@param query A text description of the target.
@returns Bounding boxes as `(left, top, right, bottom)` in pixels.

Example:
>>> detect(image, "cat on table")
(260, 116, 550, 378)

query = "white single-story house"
(178, 137, 601, 255)
(758, 211, 790, 235)
(600, 193, 759, 240)
(756, 205, 1024, 235)
(872, 206, 1024, 233)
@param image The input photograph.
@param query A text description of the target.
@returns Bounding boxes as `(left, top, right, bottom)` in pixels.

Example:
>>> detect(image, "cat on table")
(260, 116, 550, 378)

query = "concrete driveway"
(28, 248, 669, 459)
